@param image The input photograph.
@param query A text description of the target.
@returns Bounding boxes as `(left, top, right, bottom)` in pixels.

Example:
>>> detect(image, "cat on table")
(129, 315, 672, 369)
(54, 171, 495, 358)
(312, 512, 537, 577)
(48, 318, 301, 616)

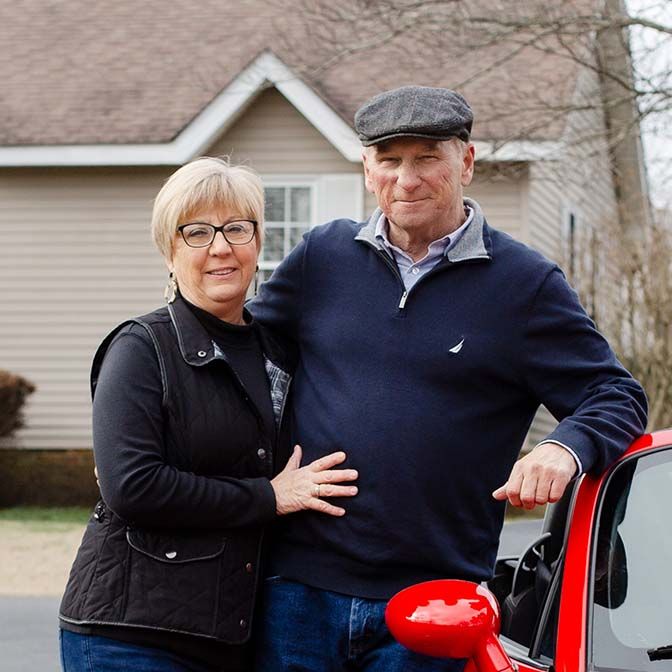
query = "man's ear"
(461, 143, 476, 187)
(362, 149, 375, 194)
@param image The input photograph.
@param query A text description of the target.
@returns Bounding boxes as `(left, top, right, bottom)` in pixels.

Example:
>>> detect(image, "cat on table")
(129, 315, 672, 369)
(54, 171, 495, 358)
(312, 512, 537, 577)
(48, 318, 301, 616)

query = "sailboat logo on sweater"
(449, 338, 465, 354)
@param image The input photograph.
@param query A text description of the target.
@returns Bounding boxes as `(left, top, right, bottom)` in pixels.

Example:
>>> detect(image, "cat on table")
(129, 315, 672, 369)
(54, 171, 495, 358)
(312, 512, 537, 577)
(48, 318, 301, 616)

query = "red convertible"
(386, 430, 672, 672)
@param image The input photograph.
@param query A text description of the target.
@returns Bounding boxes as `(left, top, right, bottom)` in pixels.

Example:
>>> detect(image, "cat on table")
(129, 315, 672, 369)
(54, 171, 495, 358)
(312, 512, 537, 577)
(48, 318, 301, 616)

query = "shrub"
(570, 219, 672, 431)
(0, 370, 36, 438)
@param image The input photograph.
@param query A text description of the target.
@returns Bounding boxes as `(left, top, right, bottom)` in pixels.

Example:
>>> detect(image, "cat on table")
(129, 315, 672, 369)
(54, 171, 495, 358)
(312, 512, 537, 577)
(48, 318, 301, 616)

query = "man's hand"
(492, 443, 577, 509)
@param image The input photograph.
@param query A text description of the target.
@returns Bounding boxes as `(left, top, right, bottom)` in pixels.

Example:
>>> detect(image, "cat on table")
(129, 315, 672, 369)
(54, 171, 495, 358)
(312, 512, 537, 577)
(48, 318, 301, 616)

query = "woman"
(59, 157, 359, 672)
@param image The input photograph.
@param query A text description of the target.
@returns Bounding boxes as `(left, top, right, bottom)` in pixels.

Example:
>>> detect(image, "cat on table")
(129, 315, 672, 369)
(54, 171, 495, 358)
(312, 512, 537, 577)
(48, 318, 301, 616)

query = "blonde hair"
(151, 156, 265, 260)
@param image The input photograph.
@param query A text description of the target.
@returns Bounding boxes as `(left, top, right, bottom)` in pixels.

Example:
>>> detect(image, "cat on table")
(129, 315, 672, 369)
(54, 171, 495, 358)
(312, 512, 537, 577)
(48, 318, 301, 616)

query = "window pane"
(591, 449, 672, 671)
(289, 226, 310, 249)
(262, 227, 285, 262)
(290, 187, 311, 223)
(261, 185, 313, 277)
(265, 188, 286, 222)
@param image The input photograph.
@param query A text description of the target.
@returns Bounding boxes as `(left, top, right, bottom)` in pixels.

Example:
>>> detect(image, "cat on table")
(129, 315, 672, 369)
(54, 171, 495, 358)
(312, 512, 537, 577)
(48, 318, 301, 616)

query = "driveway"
(0, 596, 61, 672)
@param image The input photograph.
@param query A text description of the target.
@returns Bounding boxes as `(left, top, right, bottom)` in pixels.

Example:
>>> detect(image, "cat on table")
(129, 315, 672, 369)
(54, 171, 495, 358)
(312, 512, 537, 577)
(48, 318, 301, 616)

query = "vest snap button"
(197, 351, 207, 358)
(257, 448, 266, 459)
(245, 562, 253, 573)
(239, 618, 247, 628)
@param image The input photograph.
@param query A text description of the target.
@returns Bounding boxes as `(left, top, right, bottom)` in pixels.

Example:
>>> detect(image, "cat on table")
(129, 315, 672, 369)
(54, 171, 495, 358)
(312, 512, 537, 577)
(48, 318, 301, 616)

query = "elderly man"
(250, 86, 647, 671)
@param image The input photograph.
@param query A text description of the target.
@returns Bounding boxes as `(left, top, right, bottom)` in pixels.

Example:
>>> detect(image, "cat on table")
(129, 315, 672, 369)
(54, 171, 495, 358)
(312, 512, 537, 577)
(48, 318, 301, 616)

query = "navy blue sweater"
(250, 203, 647, 599)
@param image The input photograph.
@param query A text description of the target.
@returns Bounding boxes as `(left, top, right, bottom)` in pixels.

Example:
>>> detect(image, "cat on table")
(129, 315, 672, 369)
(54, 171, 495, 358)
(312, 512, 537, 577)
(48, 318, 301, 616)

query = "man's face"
(362, 137, 475, 235)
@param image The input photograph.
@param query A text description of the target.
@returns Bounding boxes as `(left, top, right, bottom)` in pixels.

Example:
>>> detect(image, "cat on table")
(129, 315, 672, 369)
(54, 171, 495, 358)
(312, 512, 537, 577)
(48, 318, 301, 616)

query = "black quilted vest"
(59, 297, 293, 644)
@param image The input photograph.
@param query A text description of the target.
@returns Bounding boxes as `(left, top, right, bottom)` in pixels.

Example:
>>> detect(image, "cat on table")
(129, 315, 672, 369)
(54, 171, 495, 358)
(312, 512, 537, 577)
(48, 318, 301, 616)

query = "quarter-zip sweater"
(250, 198, 648, 600)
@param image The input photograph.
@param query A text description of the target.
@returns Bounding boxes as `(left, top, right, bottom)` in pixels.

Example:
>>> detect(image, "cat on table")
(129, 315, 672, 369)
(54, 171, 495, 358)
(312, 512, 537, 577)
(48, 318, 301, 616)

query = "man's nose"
(396, 165, 422, 190)
(209, 230, 233, 254)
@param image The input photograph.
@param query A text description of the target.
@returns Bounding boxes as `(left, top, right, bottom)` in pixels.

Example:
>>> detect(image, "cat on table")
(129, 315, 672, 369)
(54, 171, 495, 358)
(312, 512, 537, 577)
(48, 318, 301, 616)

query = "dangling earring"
(164, 272, 178, 303)
(254, 265, 259, 296)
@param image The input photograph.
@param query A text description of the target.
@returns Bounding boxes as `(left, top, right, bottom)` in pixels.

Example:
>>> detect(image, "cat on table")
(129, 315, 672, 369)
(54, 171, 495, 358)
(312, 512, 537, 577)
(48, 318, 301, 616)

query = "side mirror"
(385, 579, 516, 672)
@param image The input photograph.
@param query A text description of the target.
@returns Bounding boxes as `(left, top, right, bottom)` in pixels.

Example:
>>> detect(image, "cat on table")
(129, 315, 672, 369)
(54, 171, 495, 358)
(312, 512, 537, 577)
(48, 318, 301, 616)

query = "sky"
(627, 0, 672, 209)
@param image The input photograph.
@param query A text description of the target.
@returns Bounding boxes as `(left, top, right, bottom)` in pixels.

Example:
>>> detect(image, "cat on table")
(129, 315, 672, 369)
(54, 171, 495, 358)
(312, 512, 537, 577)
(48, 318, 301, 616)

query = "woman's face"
(170, 206, 259, 322)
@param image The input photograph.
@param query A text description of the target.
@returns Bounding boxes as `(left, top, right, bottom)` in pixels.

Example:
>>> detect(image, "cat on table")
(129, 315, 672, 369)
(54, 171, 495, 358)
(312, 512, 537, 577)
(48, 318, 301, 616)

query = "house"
(0, 1, 649, 502)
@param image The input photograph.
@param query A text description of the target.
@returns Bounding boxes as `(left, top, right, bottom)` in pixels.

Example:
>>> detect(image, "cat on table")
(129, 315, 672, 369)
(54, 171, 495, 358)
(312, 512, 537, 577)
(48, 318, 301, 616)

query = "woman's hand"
(270, 445, 358, 516)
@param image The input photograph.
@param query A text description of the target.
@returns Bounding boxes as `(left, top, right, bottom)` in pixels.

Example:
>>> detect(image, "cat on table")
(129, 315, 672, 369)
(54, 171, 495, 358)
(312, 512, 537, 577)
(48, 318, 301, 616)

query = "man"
(250, 86, 647, 671)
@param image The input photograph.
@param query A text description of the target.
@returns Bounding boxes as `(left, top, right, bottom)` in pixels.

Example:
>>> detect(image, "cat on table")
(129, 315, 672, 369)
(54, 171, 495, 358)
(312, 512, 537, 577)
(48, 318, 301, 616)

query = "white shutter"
(316, 174, 365, 223)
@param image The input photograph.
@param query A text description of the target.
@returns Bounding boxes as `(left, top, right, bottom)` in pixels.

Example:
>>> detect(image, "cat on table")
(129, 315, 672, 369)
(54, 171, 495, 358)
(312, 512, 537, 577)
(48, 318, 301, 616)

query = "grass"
(0, 506, 91, 526)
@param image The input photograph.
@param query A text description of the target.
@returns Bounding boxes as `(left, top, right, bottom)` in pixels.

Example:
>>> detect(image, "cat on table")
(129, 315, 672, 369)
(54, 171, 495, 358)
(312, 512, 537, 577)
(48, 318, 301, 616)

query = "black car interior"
(486, 480, 579, 656)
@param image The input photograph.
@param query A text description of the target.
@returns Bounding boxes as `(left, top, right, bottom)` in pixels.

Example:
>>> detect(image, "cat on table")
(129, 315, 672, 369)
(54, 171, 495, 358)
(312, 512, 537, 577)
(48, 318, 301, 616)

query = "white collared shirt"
(374, 205, 474, 291)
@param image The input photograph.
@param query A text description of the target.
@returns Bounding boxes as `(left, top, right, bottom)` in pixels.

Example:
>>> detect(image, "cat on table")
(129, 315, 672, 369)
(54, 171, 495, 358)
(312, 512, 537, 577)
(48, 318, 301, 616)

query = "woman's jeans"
(59, 630, 211, 672)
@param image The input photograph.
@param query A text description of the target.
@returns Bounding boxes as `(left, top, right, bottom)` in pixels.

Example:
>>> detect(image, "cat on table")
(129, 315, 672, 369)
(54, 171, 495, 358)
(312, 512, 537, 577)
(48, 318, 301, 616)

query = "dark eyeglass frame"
(177, 220, 258, 248)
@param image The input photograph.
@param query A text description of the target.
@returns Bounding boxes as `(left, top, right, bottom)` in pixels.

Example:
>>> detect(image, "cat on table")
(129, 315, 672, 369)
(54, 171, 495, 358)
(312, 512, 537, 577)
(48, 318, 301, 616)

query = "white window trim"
(263, 174, 364, 220)
(259, 180, 317, 274)
(259, 173, 365, 276)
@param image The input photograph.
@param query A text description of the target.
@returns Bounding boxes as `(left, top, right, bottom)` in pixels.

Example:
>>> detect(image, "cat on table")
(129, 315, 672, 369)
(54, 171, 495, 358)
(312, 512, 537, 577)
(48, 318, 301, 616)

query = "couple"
(59, 87, 648, 672)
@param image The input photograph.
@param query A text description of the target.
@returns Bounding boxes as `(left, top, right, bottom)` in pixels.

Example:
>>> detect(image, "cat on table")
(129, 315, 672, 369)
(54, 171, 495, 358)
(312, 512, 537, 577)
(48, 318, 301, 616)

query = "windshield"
(591, 448, 672, 671)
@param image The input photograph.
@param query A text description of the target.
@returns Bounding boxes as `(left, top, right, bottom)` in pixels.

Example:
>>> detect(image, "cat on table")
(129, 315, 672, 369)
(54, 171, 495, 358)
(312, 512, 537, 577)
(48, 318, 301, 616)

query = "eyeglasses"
(177, 220, 257, 248)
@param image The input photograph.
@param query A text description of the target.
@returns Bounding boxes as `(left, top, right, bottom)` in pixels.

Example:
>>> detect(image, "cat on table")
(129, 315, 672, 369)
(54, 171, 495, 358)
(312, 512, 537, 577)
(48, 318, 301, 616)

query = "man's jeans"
(59, 630, 211, 672)
(254, 577, 467, 672)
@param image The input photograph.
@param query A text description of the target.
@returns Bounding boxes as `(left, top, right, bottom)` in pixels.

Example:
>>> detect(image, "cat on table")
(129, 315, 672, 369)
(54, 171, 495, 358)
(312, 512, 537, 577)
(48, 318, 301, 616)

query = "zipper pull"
(399, 290, 409, 309)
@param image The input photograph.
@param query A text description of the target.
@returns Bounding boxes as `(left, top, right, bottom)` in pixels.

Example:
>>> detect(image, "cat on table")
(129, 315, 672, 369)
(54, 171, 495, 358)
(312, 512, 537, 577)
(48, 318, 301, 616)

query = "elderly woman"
(58, 157, 358, 672)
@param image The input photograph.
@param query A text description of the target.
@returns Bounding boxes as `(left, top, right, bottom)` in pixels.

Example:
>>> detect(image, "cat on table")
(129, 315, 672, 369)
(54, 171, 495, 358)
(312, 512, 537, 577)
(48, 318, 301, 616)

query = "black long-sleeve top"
(61, 302, 275, 671)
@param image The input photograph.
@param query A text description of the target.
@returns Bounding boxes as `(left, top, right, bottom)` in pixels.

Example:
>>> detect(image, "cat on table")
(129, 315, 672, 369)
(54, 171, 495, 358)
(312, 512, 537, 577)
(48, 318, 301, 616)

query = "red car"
(386, 430, 672, 672)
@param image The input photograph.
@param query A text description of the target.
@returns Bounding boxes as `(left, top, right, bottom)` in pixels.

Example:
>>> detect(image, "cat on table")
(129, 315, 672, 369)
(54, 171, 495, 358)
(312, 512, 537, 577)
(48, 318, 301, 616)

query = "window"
(259, 184, 314, 284)
(257, 174, 365, 286)
(567, 212, 577, 279)
(562, 206, 579, 282)
(590, 448, 672, 671)
(562, 205, 597, 319)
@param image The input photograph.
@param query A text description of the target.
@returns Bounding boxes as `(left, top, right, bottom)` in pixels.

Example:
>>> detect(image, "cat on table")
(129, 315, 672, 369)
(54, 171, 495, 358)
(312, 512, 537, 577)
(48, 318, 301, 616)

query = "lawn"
(0, 506, 90, 532)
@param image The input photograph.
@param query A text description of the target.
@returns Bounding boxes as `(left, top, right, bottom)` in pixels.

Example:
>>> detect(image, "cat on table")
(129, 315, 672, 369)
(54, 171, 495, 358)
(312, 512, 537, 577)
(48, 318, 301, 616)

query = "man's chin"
(388, 213, 430, 230)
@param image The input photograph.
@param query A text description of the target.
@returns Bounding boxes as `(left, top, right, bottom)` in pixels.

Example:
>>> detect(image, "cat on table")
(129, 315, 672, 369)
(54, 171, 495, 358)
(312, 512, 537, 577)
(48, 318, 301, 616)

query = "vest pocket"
(123, 527, 227, 637)
(126, 527, 226, 563)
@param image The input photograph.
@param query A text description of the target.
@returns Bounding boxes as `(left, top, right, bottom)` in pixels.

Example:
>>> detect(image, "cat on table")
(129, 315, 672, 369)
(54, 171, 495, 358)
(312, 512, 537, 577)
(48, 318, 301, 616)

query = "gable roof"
(0, 0, 607, 166)
(0, 52, 362, 165)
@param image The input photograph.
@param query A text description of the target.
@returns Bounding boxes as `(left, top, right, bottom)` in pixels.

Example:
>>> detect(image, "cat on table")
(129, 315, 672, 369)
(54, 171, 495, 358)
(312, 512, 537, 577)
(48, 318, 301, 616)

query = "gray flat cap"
(354, 86, 473, 146)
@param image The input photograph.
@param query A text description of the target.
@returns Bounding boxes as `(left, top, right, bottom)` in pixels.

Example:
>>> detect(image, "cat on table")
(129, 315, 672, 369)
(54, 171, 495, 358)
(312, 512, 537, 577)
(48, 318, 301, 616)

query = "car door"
(386, 433, 672, 672)
(550, 434, 672, 672)
(585, 442, 672, 671)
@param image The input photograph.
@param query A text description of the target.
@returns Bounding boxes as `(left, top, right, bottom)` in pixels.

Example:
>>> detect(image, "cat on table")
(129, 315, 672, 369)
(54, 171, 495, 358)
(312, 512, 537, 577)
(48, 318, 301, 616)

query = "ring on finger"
(313, 484, 321, 498)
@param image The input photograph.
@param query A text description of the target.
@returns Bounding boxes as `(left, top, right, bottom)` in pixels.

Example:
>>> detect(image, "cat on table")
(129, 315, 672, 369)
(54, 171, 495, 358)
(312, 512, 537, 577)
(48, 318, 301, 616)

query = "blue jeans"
(254, 577, 467, 672)
(59, 630, 212, 672)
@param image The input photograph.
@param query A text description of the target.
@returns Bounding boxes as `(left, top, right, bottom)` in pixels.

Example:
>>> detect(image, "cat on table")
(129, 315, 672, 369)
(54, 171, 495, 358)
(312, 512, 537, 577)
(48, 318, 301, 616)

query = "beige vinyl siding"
(1, 88, 367, 451)
(466, 165, 526, 241)
(0, 168, 170, 449)
(521, 161, 566, 446)
(529, 66, 618, 266)
(527, 161, 565, 264)
(210, 88, 363, 176)
(525, 67, 619, 449)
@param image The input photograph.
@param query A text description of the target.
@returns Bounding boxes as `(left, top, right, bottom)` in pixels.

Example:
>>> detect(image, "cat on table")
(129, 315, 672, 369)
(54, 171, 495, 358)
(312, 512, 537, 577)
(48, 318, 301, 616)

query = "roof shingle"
(0, 0, 596, 146)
